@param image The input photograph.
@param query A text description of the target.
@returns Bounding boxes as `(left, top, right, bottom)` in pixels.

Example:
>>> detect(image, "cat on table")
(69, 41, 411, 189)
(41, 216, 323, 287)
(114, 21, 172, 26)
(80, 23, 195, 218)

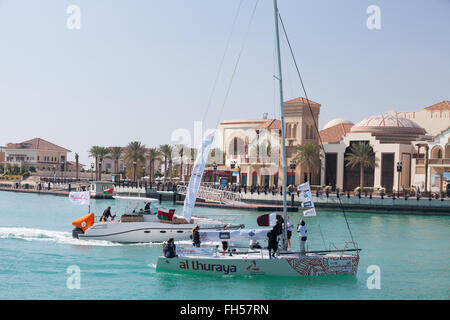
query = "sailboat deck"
(177, 250, 349, 260)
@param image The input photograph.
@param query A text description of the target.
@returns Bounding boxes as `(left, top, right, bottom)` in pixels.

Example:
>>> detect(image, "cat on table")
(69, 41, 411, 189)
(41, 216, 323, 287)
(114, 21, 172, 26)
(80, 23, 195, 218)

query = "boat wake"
(0, 227, 229, 248)
(0, 227, 128, 247)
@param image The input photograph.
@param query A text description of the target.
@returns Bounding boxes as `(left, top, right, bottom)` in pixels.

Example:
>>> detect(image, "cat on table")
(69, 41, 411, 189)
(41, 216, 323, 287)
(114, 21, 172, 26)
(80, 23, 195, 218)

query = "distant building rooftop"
(6, 138, 71, 153)
(320, 123, 354, 143)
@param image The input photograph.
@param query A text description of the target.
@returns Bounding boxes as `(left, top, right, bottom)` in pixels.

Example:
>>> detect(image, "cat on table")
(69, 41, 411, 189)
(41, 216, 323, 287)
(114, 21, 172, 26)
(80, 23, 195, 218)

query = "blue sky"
(0, 0, 449, 166)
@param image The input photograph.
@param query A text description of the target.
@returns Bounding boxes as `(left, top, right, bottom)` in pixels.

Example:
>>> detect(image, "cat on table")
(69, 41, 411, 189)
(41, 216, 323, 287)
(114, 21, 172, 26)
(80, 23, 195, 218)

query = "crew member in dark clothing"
(221, 224, 230, 254)
(267, 230, 278, 259)
(163, 238, 177, 258)
(101, 206, 116, 221)
(190, 225, 201, 247)
(144, 202, 151, 214)
(272, 215, 284, 236)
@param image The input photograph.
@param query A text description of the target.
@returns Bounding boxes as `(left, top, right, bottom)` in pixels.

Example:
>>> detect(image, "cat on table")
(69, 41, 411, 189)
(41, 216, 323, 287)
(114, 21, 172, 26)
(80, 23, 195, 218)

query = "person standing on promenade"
(297, 220, 307, 255)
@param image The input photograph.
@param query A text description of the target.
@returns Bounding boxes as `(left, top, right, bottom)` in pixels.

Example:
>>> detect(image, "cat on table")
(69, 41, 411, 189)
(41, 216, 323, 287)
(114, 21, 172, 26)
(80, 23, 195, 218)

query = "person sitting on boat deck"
(249, 239, 262, 250)
(297, 220, 307, 255)
(163, 238, 177, 258)
(267, 230, 278, 259)
(101, 206, 116, 222)
(221, 224, 230, 254)
(144, 202, 151, 214)
(190, 225, 201, 247)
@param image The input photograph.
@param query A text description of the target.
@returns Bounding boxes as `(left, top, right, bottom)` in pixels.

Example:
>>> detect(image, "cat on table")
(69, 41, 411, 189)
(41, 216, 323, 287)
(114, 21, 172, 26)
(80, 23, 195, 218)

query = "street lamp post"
(91, 163, 94, 181)
(99, 161, 102, 181)
(213, 162, 217, 185)
(396, 161, 403, 198)
(289, 160, 297, 186)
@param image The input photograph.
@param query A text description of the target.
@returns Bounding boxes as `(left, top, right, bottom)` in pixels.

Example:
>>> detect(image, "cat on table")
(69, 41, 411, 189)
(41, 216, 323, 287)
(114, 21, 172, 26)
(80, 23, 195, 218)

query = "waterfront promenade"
(1, 182, 449, 216)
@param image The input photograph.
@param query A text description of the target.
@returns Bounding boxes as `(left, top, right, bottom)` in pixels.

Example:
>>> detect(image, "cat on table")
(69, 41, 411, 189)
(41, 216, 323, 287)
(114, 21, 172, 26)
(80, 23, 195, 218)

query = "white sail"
(182, 132, 216, 222)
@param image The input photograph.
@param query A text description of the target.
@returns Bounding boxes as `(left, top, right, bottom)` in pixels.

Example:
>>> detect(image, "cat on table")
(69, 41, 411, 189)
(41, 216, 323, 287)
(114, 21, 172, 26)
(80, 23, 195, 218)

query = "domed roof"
(323, 118, 354, 130)
(351, 113, 426, 136)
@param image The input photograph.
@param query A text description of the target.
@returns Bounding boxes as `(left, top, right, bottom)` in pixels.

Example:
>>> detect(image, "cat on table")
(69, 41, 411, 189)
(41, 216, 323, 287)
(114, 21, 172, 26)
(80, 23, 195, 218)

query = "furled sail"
(182, 132, 216, 222)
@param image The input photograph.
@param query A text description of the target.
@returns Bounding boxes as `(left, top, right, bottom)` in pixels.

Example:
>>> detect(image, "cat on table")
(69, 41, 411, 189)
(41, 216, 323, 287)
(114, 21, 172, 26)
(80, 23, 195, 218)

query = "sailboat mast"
(273, 0, 288, 250)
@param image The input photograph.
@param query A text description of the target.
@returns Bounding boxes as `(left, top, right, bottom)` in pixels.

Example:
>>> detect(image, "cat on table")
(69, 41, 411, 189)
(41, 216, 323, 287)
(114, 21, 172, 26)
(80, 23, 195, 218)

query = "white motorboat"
(71, 196, 243, 243)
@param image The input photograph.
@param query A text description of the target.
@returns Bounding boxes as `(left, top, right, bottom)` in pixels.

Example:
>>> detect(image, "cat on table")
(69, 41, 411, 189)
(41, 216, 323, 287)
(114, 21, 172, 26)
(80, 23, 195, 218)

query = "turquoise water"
(0, 191, 448, 300)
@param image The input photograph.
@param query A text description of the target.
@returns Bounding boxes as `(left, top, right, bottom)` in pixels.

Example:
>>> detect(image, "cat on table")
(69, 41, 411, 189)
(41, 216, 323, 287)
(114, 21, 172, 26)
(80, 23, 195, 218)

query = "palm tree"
(159, 144, 172, 182)
(345, 142, 377, 188)
(88, 146, 103, 180)
(108, 147, 123, 174)
(124, 141, 146, 182)
(294, 142, 322, 183)
(147, 148, 162, 183)
(75, 153, 79, 180)
(96, 147, 110, 181)
(173, 144, 189, 182)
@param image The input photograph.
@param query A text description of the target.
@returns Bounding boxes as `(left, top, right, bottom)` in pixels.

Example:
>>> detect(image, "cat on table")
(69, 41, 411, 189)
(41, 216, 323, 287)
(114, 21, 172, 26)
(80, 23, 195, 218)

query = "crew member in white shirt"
(297, 220, 307, 255)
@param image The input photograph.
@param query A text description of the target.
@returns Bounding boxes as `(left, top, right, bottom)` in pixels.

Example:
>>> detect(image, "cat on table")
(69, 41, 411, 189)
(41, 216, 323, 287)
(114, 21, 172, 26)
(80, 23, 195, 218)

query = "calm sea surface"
(0, 191, 448, 300)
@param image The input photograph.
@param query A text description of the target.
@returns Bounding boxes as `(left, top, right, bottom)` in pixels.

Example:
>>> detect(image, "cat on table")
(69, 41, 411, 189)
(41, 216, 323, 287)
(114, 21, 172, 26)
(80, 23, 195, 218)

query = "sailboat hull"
(157, 252, 359, 277)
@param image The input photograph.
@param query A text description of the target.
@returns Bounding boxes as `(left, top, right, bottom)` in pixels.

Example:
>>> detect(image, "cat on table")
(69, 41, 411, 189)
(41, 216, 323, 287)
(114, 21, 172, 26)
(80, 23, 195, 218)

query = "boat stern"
(71, 213, 95, 239)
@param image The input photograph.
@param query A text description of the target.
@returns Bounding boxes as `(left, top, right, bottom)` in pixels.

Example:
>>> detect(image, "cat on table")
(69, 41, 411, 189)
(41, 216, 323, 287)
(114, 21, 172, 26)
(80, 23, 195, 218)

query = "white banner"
(182, 132, 215, 222)
(199, 228, 272, 242)
(176, 247, 214, 256)
(69, 191, 90, 206)
(303, 208, 317, 217)
(298, 182, 317, 216)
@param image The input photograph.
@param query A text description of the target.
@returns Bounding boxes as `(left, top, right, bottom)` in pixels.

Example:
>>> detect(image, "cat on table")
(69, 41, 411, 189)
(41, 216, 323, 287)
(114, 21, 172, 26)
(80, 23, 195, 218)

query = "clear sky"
(0, 0, 449, 166)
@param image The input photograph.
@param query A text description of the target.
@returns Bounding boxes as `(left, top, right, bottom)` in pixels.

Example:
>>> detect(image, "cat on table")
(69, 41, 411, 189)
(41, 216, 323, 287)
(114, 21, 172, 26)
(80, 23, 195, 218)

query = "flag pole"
(273, 0, 288, 251)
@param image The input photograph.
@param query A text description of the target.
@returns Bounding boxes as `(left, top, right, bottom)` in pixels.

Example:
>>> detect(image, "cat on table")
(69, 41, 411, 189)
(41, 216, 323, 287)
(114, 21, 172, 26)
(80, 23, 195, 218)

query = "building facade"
(320, 101, 449, 193)
(397, 100, 449, 136)
(209, 97, 322, 187)
(4, 138, 71, 172)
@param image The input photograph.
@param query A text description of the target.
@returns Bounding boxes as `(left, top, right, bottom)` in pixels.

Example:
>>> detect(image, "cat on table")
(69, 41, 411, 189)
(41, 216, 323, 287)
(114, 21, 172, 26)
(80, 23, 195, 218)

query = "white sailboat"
(156, 0, 361, 276)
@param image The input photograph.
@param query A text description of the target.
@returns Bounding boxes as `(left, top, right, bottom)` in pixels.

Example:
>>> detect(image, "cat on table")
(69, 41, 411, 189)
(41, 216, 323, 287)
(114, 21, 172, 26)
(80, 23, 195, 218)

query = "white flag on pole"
(182, 132, 215, 223)
(303, 208, 317, 217)
(69, 191, 90, 206)
(298, 182, 317, 216)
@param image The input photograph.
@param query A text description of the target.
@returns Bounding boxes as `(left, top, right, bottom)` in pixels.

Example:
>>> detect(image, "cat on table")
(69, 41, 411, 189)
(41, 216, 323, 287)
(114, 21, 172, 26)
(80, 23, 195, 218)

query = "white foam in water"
(0, 227, 125, 247)
(0, 227, 222, 247)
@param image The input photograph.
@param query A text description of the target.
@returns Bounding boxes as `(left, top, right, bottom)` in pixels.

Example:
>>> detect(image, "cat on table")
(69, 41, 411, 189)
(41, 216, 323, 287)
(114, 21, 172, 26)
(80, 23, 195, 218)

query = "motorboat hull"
(156, 252, 360, 277)
(77, 221, 242, 243)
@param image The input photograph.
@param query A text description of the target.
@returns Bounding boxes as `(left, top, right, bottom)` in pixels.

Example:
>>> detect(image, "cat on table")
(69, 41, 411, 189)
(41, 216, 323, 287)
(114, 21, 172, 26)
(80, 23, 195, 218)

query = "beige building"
(320, 101, 449, 194)
(5, 138, 71, 172)
(0, 146, 5, 163)
(211, 97, 321, 187)
(413, 127, 450, 194)
(397, 100, 449, 135)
